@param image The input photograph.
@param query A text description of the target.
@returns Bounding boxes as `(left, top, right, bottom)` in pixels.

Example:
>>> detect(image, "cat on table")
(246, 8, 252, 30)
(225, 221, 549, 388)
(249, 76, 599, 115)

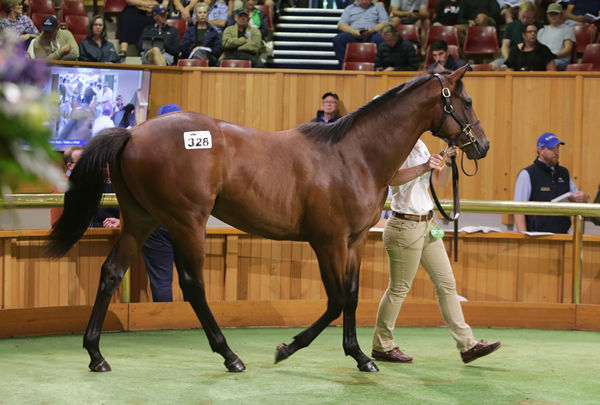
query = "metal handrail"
(2, 194, 599, 304)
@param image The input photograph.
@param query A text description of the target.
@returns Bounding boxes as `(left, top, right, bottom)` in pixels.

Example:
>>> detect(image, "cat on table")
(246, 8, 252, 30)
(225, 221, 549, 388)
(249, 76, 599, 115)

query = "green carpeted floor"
(1, 327, 599, 405)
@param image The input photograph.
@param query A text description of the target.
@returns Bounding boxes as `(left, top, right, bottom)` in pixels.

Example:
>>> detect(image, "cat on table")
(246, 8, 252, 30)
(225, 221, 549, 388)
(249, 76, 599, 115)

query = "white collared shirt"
(390, 140, 434, 215)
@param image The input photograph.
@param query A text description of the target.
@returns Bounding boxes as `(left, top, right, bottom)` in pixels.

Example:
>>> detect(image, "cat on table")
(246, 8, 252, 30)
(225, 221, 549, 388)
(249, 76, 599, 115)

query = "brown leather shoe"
(371, 347, 413, 363)
(461, 340, 501, 364)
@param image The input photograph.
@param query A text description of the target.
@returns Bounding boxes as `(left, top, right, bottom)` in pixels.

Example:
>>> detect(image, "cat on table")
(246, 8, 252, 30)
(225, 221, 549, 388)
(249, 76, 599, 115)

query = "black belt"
(392, 211, 433, 222)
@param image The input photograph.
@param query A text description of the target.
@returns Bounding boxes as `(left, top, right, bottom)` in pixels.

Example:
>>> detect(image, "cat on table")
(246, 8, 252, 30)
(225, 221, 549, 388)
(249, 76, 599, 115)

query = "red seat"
(30, 12, 48, 32)
(60, 0, 87, 23)
(581, 43, 600, 70)
(343, 42, 377, 64)
(255, 4, 273, 31)
(470, 63, 493, 71)
(342, 61, 375, 71)
(65, 14, 89, 44)
(394, 24, 419, 43)
(101, 0, 126, 13)
(425, 25, 460, 49)
(565, 63, 593, 71)
(166, 18, 187, 41)
(572, 24, 596, 55)
(177, 59, 209, 67)
(29, 0, 56, 16)
(219, 59, 252, 68)
(463, 26, 499, 56)
(424, 44, 459, 69)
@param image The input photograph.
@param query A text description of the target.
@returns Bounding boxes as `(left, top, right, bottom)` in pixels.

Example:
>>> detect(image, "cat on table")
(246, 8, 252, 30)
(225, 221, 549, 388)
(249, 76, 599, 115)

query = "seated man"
(456, 0, 502, 40)
(504, 24, 556, 71)
(374, 23, 419, 71)
(225, 0, 269, 40)
(537, 3, 575, 71)
(389, 0, 430, 48)
(429, 39, 466, 70)
(514, 132, 588, 233)
(220, 8, 263, 67)
(332, 0, 389, 68)
(28, 15, 79, 61)
(137, 5, 181, 66)
(311, 92, 341, 123)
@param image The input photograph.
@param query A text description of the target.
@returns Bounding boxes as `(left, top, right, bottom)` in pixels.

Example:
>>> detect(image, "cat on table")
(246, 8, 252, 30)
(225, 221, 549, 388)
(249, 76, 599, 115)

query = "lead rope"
(429, 145, 460, 262)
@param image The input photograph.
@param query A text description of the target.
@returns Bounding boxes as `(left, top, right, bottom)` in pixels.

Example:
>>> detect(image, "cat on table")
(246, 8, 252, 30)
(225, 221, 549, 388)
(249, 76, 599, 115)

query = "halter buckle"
(441, 87, 451, 98)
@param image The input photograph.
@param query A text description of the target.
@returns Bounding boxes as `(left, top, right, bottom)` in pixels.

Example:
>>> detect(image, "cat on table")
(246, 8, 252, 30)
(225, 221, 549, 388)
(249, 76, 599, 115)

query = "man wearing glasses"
(311, 92, 341, 123)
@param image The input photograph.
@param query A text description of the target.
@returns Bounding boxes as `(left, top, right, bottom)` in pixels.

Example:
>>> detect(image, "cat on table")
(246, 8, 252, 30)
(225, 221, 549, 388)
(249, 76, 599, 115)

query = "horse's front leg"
(343, 244, 378, 372)
(84, 233, 139, 371)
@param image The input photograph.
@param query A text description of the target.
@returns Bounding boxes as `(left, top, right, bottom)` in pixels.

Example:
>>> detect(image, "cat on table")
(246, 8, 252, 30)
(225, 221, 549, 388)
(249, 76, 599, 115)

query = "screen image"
(42, 66, 151, 151)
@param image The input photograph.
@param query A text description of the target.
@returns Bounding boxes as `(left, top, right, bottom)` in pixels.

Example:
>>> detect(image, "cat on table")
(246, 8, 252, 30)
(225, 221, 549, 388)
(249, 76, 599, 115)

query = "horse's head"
(429, 65, 489, 160)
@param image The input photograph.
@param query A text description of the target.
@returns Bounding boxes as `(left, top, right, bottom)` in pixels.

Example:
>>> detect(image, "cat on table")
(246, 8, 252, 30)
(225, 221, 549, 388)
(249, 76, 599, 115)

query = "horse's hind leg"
(275, 241, 347, 364)
(84, 229, 149, 371)
(172, 226, 245, 372)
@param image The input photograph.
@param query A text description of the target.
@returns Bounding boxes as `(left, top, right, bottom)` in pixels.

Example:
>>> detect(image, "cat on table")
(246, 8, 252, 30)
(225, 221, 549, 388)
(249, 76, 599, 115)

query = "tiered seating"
(65, 14, 89, 44)
(28, 0, 56, 16)
(565, 63, 593, 71)
(394, 24, 419, 43)
(342, 61, 374, 71)
(342, 42, 377, 65)
(425, 25, 460, 49)
(178, 59, 209, 67)
(463, 26, 499, 62)
(220, 59, 252, 68)
(255, 4, 273, 31)
(470, 63, 493, 71)
(60, 0, 86, 23)
(166, 19, 187, 41)
(581, 44, 600, 70)
(572, 24, 596, 57)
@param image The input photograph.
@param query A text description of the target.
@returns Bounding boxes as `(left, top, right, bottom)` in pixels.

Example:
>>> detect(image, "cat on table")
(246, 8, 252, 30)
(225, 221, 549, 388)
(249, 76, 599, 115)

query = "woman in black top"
(79, 15, 120, 63)
(505, 24, 556, 71)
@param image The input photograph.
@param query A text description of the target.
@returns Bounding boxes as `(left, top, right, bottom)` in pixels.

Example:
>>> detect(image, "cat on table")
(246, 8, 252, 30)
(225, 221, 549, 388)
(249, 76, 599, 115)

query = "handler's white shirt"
(390, 140, 434, 216)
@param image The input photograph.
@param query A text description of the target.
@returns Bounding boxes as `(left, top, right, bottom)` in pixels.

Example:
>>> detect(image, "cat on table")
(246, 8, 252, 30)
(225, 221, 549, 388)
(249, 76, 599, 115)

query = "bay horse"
(48, 65, 488, 373)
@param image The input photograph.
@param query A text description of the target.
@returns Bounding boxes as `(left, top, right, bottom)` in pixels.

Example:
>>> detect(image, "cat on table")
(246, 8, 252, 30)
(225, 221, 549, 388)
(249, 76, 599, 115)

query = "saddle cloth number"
(184, 131, 212, 149)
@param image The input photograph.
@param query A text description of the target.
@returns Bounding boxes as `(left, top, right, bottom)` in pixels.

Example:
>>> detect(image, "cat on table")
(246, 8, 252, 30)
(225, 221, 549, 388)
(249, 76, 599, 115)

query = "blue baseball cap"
(537, 132, 565, 148)
(157, 104, 181, 115)
(151, 5, 168, 15)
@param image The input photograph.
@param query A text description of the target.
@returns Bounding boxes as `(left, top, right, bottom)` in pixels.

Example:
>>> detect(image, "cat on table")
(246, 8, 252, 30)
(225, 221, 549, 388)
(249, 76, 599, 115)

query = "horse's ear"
(446, 64, 469, 89)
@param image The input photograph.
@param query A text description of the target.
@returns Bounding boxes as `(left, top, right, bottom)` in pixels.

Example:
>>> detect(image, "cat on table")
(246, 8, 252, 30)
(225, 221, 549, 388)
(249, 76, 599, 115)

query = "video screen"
(42, 65, 151, 151)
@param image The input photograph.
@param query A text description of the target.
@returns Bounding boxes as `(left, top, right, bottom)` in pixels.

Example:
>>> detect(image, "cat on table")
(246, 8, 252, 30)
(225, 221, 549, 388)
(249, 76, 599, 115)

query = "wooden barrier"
(1, 228, 599, 337)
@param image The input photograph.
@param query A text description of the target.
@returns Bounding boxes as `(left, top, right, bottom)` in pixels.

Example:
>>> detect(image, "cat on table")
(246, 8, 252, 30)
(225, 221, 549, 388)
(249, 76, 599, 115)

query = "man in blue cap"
(137, 5, 180, 66)
(141, 104, 181, 302)
(514, 132, 588, 233)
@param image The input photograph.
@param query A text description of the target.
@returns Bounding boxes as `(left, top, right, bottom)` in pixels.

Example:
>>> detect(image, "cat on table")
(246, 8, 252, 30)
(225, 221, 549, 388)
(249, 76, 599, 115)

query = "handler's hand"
(568, 191, 589, 203)
(426, 154, 444, 170)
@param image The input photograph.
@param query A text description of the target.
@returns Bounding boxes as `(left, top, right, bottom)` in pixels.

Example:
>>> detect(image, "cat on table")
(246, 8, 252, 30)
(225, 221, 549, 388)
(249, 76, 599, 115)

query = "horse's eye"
(464, 100, 472, 108)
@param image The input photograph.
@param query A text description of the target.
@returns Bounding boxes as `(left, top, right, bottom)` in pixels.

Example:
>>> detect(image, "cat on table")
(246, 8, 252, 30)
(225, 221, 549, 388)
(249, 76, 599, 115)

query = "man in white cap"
(29, 14, 79, 60)
(514, 132, 588, 233)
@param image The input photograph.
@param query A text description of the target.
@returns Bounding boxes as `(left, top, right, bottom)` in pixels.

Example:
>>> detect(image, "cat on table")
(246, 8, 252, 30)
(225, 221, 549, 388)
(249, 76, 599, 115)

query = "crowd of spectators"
(1, 0, 599, 69)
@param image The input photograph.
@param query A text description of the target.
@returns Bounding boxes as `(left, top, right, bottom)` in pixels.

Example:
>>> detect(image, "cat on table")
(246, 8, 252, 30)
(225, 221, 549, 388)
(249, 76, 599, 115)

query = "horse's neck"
(351, 92, 435, 188)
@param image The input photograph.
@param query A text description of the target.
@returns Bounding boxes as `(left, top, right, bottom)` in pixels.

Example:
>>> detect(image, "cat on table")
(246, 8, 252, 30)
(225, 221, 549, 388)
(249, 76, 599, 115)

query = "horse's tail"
(47, 128, 131, 258)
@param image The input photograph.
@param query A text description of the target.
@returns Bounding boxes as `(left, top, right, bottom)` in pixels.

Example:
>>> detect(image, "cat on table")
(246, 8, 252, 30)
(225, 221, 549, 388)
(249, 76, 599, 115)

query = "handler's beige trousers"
(372, 216, 478, 353)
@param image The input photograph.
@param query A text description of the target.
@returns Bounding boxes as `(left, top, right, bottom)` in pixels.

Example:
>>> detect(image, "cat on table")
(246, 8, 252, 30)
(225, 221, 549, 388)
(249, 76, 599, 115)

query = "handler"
(371, 140, 501, 364)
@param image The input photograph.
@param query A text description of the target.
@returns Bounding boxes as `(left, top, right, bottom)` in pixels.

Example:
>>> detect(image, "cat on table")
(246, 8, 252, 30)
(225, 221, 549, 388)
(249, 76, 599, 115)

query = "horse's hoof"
(357, 360, 379, 372)
(274, 343, 290, 364)
(89, 359, 111, 372)
(224, 357, 245, 372)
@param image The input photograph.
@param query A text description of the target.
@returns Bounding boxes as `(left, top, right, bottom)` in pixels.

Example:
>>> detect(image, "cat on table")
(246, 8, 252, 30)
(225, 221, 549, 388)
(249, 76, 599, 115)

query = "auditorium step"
(270, 7, 342, 70)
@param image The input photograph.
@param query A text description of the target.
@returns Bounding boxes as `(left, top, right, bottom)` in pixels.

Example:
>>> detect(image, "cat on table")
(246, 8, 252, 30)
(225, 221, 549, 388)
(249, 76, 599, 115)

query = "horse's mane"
(298, 73, 435, 144)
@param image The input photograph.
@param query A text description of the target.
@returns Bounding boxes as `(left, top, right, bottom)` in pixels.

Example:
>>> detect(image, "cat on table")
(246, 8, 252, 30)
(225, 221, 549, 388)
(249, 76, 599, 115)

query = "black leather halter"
(428, 73, 481, 262)
(430, 73, 481, 151)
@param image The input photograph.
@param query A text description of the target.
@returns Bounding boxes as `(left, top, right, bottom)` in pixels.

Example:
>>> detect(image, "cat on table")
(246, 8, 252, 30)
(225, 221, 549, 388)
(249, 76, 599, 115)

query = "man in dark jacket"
(137, 5, 180, 66)
(430, 39, 466, 70)
(514, 132, 588, 233)
(374, 23, 419, 71)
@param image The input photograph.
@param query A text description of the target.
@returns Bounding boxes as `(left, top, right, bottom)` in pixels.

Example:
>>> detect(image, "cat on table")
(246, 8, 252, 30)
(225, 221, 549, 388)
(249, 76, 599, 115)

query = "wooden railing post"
(572, 215, 584, 304)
